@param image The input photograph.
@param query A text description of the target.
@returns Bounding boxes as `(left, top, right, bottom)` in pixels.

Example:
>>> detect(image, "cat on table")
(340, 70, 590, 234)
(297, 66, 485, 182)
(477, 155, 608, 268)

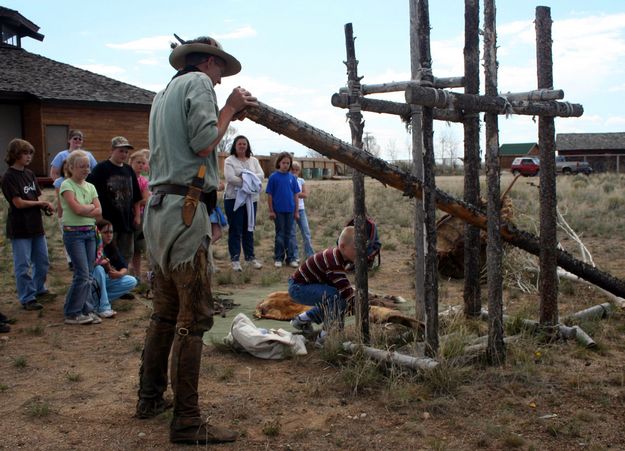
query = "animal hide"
(255, 291, 423, 331)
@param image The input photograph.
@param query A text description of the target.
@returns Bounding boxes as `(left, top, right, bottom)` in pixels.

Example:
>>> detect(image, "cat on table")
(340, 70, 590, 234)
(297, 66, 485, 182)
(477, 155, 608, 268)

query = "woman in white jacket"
(224, 136, 265, 271)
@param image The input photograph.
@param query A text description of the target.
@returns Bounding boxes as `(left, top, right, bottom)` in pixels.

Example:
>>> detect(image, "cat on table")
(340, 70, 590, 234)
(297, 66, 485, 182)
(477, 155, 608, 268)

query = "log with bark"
(404, 84, 583, 117)
(244, 101, 625, 298)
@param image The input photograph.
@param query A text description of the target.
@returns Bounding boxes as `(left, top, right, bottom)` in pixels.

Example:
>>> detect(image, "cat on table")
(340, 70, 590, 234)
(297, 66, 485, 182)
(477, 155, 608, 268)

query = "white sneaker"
(231, 261, 243, 272)
(98, 309, 117, 318)
(274, 261, 283, 268)
(89, 312, 102, 324)
(64, 314, 93, 325)
(288, 261, 299, 268)
(250, 259, 263, 269)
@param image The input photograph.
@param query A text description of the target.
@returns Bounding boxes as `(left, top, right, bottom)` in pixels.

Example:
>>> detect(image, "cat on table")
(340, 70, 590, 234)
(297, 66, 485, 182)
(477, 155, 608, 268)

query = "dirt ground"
(1, 181, 625, 450)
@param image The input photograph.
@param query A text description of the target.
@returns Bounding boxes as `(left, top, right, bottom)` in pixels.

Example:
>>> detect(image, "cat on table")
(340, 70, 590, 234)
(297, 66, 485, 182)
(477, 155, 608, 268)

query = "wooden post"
(463, 0, 482, 317)
(409, 0, 426, 324)
(484, 0, 505, 364)
(536, 6, 559, 327)
(344, 23, 370, 344)
(417, 0, 439, 357)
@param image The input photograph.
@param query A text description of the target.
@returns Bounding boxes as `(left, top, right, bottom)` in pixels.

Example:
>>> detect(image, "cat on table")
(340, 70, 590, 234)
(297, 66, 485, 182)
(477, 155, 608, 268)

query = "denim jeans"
(289, 208, 314, 261)
(224, 198, 257, 262)
(92, 265, 138, 312)
(274, 212, 295, 263)
(10, 235, 50, 304)
(63, 229, 96, 317)
(288, 278, 346, 326)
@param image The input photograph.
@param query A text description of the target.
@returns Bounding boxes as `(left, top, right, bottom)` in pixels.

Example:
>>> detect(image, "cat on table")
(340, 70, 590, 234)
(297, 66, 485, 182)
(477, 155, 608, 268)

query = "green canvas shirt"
(144, 71, 220, 273)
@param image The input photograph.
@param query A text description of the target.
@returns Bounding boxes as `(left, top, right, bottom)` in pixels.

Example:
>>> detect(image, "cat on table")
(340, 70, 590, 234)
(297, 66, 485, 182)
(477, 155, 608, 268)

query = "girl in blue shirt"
(265, 152, 300, 268)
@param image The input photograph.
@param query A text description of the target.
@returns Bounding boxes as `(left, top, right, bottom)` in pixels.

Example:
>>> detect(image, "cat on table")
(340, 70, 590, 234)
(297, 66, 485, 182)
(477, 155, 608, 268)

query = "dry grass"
(1, 174, 625, 449)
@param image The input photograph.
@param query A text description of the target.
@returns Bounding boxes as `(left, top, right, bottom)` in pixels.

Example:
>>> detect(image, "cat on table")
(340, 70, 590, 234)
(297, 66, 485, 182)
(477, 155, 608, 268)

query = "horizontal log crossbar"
(359, 77, 465, 94)
(405, 85, 583, 117)
(245, 101, 624, 297)
(331, 92, 464, 123)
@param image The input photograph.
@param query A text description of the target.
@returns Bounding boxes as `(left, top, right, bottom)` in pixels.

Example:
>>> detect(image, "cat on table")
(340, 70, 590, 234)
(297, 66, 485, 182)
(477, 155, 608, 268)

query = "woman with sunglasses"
(49, 130, 98, 180)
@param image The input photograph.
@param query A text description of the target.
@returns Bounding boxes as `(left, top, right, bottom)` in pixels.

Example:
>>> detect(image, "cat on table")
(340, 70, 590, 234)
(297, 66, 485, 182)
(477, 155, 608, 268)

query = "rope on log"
(244, 101, 625, 298)
(405, 84, 583, 117)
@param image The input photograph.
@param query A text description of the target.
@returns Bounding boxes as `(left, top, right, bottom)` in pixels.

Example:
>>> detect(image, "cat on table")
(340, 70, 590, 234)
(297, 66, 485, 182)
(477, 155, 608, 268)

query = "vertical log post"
(463, 0, 482, 317)
(484, 0, 505, 364)
(344, 23, 370, 344)
(536, 6, 559, 328)
(409, 0, 426, 324)
(417, 0, 439, 356)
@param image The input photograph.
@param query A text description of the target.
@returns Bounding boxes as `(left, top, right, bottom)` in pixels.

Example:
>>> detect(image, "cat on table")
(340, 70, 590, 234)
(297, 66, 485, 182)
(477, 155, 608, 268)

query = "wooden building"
(498, 142, 539, 169)
(0, 6, 154, 180)
(557, 132, 625, 172)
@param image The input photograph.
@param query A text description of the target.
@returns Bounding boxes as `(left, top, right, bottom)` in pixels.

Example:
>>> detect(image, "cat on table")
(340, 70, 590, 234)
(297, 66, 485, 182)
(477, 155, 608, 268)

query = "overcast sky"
(8, 0, 625, 160)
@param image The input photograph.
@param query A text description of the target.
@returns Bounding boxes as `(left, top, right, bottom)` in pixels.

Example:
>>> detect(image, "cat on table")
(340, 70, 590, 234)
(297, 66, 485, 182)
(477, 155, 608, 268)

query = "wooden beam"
(244, 101, 625, 298)
(359, 77, 464, 95)
(331, 92, 464, 122)
(501, 89, 564, 101)
(405, 84, 583, 117)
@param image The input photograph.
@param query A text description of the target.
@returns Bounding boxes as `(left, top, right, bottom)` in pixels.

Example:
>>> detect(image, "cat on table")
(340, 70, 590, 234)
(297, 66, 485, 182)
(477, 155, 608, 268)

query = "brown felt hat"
(169, 36, 241, 77)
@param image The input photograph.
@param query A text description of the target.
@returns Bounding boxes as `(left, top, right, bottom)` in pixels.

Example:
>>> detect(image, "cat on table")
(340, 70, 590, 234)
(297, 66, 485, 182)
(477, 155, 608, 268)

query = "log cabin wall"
(41, 104, 150, 165)
(21, 101, 45, 175)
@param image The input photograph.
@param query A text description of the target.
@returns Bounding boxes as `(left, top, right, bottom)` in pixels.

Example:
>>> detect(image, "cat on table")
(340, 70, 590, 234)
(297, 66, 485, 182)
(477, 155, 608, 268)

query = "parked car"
(511, 157, 540, 176)
(555, 156, 592, 175)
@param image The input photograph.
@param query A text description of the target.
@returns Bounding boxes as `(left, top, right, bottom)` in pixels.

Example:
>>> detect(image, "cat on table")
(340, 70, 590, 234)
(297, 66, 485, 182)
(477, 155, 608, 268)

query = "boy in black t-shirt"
(87, 136, 142, 264)
(1, 139, 55, 311)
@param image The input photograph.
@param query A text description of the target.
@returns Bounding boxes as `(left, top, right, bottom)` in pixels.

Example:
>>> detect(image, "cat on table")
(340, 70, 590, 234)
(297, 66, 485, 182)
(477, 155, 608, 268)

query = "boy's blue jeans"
(288, 278, 347, 326)
(274, 212, 295, 263)
(11, 235, 50, 304)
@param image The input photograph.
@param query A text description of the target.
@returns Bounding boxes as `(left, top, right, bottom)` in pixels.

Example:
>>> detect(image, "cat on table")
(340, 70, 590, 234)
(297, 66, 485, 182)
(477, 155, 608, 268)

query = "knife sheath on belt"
(182, 165, 206, 227)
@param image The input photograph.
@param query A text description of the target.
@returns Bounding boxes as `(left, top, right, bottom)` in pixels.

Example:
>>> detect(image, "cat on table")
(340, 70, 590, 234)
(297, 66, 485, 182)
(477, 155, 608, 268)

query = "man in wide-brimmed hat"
(136, 35, 256, 445)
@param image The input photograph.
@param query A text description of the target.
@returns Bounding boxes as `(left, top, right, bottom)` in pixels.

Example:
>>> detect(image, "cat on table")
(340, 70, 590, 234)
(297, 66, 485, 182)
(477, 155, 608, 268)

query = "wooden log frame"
(331, 92, 464, 123)
(404, 84, 583, 117)
(245, 101, 625, 298)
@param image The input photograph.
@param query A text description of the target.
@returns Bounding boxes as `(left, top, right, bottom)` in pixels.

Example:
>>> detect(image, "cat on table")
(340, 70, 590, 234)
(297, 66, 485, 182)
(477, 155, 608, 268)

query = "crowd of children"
(0, 134, 359, 345)
(1, 133, 148, 327)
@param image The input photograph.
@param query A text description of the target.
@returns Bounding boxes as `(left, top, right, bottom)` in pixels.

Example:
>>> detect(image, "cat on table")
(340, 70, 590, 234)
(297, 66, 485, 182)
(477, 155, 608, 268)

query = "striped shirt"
(291, 247, 354, 305)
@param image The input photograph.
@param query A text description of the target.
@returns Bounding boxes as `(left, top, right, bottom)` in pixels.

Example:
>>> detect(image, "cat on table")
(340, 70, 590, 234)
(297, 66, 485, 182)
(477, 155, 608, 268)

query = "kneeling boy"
(288, 226, 356, 346)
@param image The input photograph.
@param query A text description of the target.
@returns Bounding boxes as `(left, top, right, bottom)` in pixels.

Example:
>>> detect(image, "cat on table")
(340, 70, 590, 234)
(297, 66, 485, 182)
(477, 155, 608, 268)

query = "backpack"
(344, 216, 381, 270)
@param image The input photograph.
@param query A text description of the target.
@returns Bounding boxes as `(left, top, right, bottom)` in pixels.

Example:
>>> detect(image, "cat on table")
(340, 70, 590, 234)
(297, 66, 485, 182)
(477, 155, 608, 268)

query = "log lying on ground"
(245, 101, 625, 298)
(479, 310, 597, 348)
(405, 84, 583, 117)
(342, 341, 439, 370)
(565, 303, 612, 323)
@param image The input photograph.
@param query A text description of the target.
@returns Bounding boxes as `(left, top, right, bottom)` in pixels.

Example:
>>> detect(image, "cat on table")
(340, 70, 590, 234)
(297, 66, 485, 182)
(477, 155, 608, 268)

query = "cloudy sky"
(8, 0, 625, 160)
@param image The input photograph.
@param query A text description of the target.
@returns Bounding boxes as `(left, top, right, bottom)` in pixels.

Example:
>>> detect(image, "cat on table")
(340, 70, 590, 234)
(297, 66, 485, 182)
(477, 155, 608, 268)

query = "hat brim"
(169, 43, 241, 77)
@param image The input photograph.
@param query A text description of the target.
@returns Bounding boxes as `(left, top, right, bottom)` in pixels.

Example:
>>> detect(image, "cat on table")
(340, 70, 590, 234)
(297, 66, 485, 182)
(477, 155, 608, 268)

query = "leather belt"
(152, 184, 217, 214)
